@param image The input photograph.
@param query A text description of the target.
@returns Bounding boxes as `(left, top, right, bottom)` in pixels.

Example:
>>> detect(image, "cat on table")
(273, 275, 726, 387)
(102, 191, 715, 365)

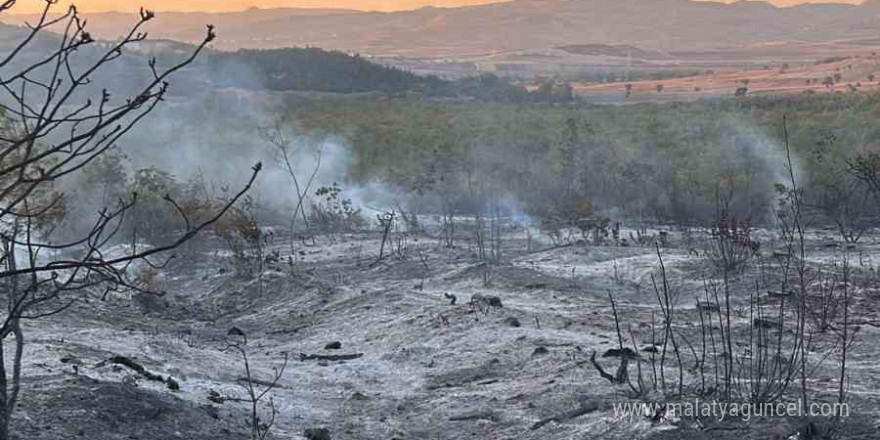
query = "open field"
(9, 221, 880, 440)
(572, 50, 880, 102)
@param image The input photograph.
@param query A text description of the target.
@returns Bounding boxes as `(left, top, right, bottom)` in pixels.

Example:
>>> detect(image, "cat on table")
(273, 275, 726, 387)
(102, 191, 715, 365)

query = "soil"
(11, 223, 880, 439)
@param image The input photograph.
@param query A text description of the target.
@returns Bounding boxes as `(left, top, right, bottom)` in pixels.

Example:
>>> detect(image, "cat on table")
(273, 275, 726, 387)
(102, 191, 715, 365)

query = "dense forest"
(30, 32, 874, 241)
(111, 84, 880, 245)
(266, 91, 880, 234)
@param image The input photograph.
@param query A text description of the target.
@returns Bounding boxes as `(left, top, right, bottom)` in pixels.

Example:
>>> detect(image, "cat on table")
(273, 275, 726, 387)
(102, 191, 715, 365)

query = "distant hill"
(201, 47, 536, 101)
(557, 44, 673, 61)
(205, 47, 446, 94)
(0, 23, 537, 101)
(0, 21, 57, 53)
(6, 0, 880, 56)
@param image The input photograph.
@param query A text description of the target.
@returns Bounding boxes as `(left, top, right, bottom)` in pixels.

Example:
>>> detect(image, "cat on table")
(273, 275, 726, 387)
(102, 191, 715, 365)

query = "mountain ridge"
(3, 0, 880, 56)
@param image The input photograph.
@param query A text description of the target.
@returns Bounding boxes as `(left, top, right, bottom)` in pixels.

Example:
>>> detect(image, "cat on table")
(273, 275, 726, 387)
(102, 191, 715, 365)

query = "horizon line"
(4, 0, 871, 16)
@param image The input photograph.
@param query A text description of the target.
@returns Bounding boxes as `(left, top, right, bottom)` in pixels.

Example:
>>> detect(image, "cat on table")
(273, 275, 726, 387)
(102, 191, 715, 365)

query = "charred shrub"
(216, 195, 265, 278)
(309, 183, 364, 234)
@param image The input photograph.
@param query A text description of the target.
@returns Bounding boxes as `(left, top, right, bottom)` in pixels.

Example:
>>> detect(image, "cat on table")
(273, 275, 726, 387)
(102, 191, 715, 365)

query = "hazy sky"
(7, 0, 866, 14)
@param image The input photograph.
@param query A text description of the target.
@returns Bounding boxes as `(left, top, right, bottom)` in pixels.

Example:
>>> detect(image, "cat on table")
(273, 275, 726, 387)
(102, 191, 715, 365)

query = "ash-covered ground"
(11, 222, 880, 440)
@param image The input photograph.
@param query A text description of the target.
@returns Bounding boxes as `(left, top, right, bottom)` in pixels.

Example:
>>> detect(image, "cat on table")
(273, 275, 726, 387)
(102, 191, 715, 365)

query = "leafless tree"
(260, 122, 322, 252)
(0, 1, 259, 437)
(224, 328, 288, 440)
(374, 210, 394, 264)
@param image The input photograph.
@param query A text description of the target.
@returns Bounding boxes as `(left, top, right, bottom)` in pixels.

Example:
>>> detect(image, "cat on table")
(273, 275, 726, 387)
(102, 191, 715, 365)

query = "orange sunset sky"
(5, 0, 868, 14)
